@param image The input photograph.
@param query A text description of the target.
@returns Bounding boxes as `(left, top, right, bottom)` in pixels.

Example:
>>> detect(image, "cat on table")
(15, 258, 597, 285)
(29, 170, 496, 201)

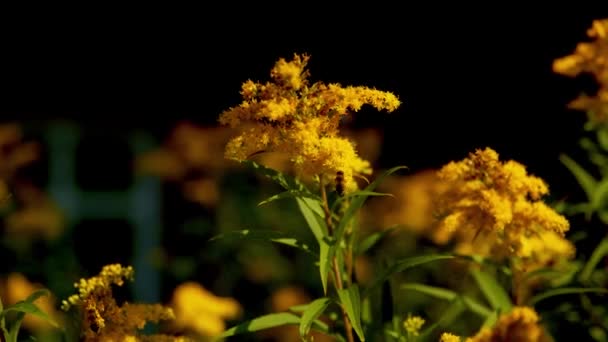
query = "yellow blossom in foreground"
(171, 281, 241, 338)
(440, 332, 461, 342)
(61, 264, 175, 341)
(553, 18, 608, 123)
(2, 273, 61, 331)
(434, 147, 570, 261)
(404, 315, 425, 336)
(466, 307, 546, 342)
(219, 53, 400, 193)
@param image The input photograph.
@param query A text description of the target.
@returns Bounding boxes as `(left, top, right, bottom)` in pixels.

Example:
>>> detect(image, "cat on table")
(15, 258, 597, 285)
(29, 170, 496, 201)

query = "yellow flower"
(61, 264, 175, 341)
(465, 306, 545, 342)
(434, 147, 570, 261)
(170, 281, 241, 338)
(218, 53, 400, 193)
(404, 315, 425, 336)
(553, 18, 608, 124)
(134, 123, 236, 207)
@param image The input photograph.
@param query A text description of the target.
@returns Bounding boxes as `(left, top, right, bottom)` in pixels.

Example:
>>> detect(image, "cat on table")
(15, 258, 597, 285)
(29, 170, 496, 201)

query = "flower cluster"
(440, 307, 546, 342)
(61, 264, 176, 341)
(218, 53, 400, 193)
(553, 18, 608, 124)
(433, 147, 572, 262)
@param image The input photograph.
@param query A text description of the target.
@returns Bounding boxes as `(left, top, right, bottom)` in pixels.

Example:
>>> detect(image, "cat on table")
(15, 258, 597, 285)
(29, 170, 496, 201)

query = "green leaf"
(470, 268, 513, 313)
(0, 290, 58, 328)
(299, 298, 331, 338)
(334, 166, 407, 244)
(419, 297, 466, 339)
(337, 285, 365, 341)
(528, 287, 608, 306)
(579, 236, 608, 283)
(592, 178, 608, 212)
(400, 283, 491, 317)
(296, 197, 332, 294)
(356, 226, 397, 255)
(217, 312, 330, 339)
(209, 229, 317, 256)
(482, 310, 500, 328)
(559, 154, 597, 202)
(259, 189, 321, 206)
(2, 290, 59, 342)
(331, 191, 394, 213)
(243, 160, 306, 191)
(365, 254, 454, 296)
(597, 128, 608, 151)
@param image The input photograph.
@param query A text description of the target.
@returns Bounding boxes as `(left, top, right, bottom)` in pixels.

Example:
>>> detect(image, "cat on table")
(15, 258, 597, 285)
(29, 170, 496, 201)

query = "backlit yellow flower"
(553, 18, 608, 124)
(434, 147, 570, 261)
(219, 53, 400, 193)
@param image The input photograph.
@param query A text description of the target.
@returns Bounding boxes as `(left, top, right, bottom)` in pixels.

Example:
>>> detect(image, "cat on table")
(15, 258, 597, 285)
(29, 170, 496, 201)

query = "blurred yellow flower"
(0, 123, 39, 211)
(434, 147, 570, 261)
(404, 315, 425, 336)
(553, 18, 608, 124)
(466, 306, 547, 342)
(135, 122, 235, 207)
(440, 332, 461, 342)
(365, 170, 446, 234)
(219, 53, 400, 193)
(2, 273, 61, 332)
(5, 194, 65, 240)
(170, 281, 241, 338)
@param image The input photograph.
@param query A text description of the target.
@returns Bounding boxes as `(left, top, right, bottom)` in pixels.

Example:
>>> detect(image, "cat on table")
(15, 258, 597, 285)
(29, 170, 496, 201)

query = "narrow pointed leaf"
(337, 285, 365, 341)
(559, 154, 597, 201)
(299, 298, 331, 338)
(419, 297, 466, 339)
(528, 287, 608, 306)
(471, 268, 512, 313)
(365, 254, 454, 296)
(209, 230, 317, 256)
(401, 283, 491, 317)
(592, 178, 608, 211)
(296, 197, 332, 294)
(1, 289, 58, 328)
(259, 189, 320, 206)
(217, 312, 330, 339)
(356, 226, 397, 255)
(334, 166, 407, 243)
(579, 236, 608, 283)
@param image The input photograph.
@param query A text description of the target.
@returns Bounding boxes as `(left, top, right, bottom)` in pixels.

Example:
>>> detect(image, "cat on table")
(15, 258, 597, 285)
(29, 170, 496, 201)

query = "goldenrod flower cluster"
(434, 148, 571, 262)
(553, 18, 608, 124)
(218, 53, 401, 193)
(61, 264, 175, 341)
(466, 306, 545, 342)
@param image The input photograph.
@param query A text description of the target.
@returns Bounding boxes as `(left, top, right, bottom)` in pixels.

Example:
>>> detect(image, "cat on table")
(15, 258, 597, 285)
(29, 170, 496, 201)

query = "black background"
(2, 7, 608, 200)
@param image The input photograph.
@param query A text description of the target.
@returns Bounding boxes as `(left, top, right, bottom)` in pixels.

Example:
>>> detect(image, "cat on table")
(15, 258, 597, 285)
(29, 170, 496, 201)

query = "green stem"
(320, 178, 355, 342)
